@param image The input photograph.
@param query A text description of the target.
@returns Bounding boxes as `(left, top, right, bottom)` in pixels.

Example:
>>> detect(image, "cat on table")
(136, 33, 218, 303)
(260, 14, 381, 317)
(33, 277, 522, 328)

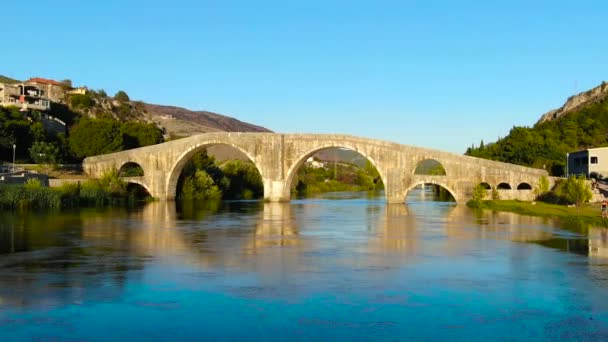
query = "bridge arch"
(497, 182, 512, 190)
(404, 180, 457, 202)
(284, 143, 388, 201)
(413, 158, 447, 176)
(165, 141, 264, 200)
(118, 162, 145, 177)
(517, 182, 532, 190)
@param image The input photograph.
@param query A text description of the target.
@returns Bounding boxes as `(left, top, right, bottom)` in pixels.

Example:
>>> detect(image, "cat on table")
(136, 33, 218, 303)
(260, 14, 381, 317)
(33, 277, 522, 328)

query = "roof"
(569, 146, 608, 154)
(26, 77, 63, 86)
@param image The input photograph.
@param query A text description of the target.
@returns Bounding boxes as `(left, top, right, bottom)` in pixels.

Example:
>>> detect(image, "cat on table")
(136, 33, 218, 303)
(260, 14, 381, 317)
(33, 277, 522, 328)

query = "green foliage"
(68, 118, 124, 158)
(465, 97, 608, 176)
(0, 181, 61, 210)
(29, 141, 60, 166)
(293, 160, 383, 195)
(181, 170, 222, 200)
(468, 183, 488, 208)
(220, 160, 263, 199)
(114, 90, 130, 102)
(69, 93, 94, 110)
(119, 163, 144, 177)
(120, 121, 164, 149)
(176, 150, 263, 200)
(555, 175, 592, 207)
(414, 159, 446, 175)
(534, 175, 550, 198)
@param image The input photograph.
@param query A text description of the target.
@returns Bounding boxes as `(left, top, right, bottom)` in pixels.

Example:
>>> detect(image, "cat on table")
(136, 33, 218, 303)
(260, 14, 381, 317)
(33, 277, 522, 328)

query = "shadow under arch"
(165, 142, 265, 200)
(126, 180, 152, 198)
(118, 161, 145, 177)
(125, 179, 153, 197)
(284, 144, 388, 201)
(404, 180, 457, 203)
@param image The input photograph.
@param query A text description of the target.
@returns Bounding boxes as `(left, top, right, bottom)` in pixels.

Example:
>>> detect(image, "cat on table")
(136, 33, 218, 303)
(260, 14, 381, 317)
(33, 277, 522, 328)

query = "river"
(1, 189, 607, 340)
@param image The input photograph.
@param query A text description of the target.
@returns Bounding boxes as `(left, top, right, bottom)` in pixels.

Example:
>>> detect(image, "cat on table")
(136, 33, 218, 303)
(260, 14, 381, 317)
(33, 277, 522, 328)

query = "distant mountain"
(144, 103, 271, 138)
(537, 81, 608, 124)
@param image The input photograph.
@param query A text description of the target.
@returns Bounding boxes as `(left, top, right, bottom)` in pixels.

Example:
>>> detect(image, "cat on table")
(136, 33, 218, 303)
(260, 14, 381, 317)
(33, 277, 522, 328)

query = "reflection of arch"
(479, 182, 491, 190)
(517, 182, 532, 190)
(118, 162, 144, 177)
(497, 182, 511, 190)
(404, 180, 457, 202)
(413, 159, 446, 176)
(166, 143, 263, 200)
(284, 145, 387, 201)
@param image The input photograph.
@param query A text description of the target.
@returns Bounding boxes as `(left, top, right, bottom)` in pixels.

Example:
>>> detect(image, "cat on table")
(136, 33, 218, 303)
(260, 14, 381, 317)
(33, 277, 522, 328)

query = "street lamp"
(12, 144, 16, 172)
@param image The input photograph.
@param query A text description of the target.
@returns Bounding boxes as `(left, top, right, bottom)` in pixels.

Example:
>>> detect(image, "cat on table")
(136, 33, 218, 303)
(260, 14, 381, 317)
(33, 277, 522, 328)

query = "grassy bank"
(0, 173, 151, 210)
(474, 200, 608, 226)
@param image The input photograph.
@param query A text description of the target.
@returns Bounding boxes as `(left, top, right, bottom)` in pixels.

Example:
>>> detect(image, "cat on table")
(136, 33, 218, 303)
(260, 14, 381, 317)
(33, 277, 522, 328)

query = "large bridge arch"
(404, 179, 458, 203)
(283, 143, 389, 201)
(165, 141, 266, 201)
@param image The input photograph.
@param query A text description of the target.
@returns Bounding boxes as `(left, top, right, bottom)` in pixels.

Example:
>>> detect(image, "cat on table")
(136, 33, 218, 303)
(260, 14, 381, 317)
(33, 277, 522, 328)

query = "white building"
(567, 147, 608, 178)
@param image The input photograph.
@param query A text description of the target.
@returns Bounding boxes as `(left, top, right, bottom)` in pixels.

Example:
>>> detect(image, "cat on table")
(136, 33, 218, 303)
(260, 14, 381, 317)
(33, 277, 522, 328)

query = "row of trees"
(466, 96, 608, 176)
(293, 160, 383, 195)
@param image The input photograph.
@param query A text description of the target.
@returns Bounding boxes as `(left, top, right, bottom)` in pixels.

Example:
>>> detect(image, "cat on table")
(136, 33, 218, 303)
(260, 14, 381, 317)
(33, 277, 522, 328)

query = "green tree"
(120, 122, 163, 149)
(68, 118, 123, 158)
(559, 175, 592, 207)
(181, 170, 222, 200)
(29, 141, 60, 167)
(114, 90, 130, 102)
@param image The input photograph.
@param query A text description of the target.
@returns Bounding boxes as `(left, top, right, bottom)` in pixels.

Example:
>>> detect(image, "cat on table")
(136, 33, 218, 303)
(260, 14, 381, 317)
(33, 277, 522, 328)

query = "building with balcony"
(0, 82, 51, 111)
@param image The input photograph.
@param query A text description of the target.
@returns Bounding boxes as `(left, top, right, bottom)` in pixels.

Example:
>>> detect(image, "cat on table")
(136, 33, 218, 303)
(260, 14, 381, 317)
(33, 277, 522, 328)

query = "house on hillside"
(567, 147, 608, 179)
(25, 77, 66, 102)
(0, 82, 51, 111)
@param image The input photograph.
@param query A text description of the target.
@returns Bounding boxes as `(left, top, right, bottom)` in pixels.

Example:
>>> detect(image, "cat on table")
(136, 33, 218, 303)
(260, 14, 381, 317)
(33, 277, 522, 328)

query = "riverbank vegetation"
(292, 160, 383, 195)
(0, 172, 151, 210)
(177, 151, 263, 200)
(468, 175, 603, 223)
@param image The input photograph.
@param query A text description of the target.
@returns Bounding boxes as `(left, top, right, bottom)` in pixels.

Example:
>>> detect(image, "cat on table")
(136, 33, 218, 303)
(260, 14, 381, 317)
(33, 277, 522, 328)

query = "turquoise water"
(1, 190, 607, 340)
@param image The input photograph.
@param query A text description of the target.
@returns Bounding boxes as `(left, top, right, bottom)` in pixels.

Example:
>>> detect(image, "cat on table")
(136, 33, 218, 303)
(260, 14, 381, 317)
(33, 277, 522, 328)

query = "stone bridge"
(82, 133, 549, 203)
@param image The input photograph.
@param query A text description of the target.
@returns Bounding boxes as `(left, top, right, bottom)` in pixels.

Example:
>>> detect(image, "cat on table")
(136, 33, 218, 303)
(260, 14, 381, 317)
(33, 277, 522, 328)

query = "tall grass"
(0, 171, 149, 210)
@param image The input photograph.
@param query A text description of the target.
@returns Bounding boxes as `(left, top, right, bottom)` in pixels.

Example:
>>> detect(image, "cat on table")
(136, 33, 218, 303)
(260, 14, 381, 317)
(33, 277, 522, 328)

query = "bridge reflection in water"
(1, 198, 608, 312)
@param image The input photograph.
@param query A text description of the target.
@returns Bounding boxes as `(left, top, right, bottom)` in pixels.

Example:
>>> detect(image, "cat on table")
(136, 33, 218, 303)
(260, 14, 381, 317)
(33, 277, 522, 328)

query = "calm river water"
(1, 189, 608, 341)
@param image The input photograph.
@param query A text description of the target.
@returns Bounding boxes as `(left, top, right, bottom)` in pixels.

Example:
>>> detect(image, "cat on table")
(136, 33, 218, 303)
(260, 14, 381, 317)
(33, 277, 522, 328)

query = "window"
(591, 156, 598, 164)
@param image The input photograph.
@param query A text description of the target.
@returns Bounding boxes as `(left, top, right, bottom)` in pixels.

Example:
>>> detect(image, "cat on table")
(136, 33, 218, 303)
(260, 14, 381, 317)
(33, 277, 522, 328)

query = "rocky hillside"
(537, 81, 608, 124)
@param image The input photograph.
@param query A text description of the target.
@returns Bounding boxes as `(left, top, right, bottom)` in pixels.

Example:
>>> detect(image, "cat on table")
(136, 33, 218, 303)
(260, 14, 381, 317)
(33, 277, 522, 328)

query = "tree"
(120, 122, 164, 149)
(114, 90, 130, 102)
(68, 118, 123, 159)
(29, 141, 60, 167)
(560, 175, 592, 207)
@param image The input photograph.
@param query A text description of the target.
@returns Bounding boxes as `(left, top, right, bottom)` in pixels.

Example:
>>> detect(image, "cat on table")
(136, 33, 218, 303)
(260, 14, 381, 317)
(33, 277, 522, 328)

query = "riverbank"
(475, 200, 608, 226)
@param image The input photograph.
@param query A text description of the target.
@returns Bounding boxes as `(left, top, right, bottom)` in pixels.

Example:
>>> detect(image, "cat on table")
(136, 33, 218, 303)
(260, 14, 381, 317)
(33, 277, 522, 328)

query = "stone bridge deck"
(83, 133, 549, 203)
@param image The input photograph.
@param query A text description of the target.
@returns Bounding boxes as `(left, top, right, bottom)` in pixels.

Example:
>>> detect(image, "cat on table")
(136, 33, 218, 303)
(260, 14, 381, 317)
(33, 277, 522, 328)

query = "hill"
(537, 82, 608, 124)
(0, 75, 19, 84)
(145, 104, 271, 138)
(466, 81, 608, 176)
(0, 74, 271, 163)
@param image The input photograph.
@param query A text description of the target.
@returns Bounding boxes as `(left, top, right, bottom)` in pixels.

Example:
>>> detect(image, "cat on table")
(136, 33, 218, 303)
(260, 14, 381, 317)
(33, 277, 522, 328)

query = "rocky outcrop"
(537, 81, 608, 124)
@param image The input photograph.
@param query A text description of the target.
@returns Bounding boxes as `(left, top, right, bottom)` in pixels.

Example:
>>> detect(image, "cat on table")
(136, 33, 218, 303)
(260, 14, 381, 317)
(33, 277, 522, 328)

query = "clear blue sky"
(2, 1, 607, 153)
